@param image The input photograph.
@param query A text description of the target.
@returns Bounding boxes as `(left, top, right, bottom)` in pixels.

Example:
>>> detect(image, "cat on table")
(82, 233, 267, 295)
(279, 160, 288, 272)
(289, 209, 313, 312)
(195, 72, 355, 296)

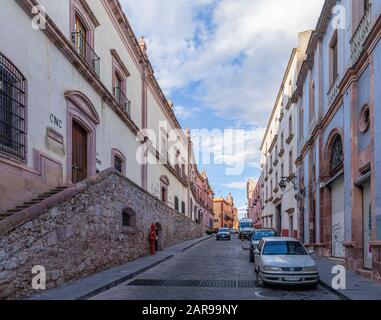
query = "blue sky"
(121, 0, 324, 217)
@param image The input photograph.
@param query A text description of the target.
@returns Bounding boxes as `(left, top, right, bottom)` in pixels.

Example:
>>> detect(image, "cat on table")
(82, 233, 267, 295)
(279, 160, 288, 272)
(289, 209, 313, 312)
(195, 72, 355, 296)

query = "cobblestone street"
(92, 236, 339, 300)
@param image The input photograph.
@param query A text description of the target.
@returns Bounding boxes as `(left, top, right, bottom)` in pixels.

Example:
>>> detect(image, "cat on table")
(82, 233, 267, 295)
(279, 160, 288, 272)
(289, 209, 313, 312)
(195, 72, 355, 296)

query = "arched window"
(181, 201, 186, 214)
(160, 175, 170, 204)
(112, 148, 126, 175)
(174, 196, 179, 211)
(0, 53, 27, 160)
(330, 135, 343, 173)
(122, 207, 137, 234)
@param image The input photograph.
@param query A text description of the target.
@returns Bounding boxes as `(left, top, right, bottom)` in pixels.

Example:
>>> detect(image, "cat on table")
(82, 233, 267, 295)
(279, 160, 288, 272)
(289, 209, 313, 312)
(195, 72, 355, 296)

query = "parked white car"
(254, 237, 319, 287)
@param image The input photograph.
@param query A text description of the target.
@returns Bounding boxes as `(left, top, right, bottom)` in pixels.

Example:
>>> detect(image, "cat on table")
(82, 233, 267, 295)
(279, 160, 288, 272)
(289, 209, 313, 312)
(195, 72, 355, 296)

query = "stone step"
(1, 186, 70, 221)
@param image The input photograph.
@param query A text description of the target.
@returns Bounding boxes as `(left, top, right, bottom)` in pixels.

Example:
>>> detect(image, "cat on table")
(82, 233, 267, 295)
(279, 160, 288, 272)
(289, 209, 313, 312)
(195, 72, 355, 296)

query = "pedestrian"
(149, 224, 157, 256)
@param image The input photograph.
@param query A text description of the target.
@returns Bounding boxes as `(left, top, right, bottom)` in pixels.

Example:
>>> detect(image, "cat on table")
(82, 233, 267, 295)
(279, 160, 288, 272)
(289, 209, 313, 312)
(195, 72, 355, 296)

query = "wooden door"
(72, 121, 88, 183)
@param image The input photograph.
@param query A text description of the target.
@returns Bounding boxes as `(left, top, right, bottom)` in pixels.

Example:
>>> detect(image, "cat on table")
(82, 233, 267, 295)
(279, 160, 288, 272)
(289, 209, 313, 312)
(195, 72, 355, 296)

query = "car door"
(254, 240, 264, 271)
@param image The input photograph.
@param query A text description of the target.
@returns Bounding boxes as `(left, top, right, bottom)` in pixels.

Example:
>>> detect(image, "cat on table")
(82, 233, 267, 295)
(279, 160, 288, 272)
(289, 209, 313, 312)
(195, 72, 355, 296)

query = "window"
(281, 163, 284, 178)
(111, 148, 126, 175)
(300, 107, 304, 138)
(181, 201, 186, 214)
(289, 115, 293, 136)
(111, 50, 130, 115)
(114, 155, 123, 173)
(289, 150, 293, 176)
(310, 81, 315, 123)
(160, 175, 170, 204)
(330, 135, 343, 173)
(122, 207, 137, 233)
(74, 16, 87, 58)
(70, 0, 100, 75)
(0, 53, 26, 160)
(281, 132, 284, 150)
(330, 34, 338, 85)
(174, 196, 179, 211)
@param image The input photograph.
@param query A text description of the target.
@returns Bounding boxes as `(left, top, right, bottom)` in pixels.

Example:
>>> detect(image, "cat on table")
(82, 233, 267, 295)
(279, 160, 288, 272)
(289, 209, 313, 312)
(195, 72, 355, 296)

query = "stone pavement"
(314, 256, 381, 300)
(30, 235, 213, 300)
(91, 236, 338, 300)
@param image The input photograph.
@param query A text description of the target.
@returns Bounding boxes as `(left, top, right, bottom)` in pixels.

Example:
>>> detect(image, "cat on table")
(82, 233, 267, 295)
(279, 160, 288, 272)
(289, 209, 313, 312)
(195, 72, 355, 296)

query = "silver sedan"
(254, 237, 319, 287)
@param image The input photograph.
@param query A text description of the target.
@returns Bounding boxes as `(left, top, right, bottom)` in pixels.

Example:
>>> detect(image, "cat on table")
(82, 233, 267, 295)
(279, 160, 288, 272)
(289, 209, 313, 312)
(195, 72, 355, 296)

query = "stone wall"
(0, 169, 203, 299)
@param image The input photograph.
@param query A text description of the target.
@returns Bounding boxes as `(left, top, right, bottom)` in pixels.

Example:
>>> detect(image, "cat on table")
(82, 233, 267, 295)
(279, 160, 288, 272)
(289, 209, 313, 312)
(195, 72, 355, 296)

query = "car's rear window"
(262, 241, 307, 256)
(252, 230, 277, 241)
(219, 228, 229, 232)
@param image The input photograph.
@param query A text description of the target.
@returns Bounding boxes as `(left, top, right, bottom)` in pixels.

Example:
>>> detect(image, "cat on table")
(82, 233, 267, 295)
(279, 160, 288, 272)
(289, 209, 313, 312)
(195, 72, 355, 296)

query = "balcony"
(71, 32, 100, 76)
(278, 148, 285, 158)
(273, 159, 279, 167)
(268, 134, 278, 153)
(350, 4, 372, 67)
(269, 168, 273, 175)
(113, 87, 131, 116)
(279, 110, 285, 122)
(328, 76, 340, 107)
(286, 133, 294, 145)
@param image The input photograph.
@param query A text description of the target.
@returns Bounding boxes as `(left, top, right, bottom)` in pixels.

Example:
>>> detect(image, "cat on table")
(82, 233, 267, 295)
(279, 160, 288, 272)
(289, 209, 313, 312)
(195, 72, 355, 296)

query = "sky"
(120, 0, 324, 219)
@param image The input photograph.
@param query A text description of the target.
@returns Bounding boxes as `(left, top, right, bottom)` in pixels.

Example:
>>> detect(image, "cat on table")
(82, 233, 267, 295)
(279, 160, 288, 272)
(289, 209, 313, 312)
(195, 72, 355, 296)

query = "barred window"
(0, 53, 26, 160)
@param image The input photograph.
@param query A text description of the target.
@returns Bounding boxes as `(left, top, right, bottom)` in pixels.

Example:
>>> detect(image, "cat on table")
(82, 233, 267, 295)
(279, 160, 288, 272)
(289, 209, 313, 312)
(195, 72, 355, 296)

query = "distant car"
(216, 228, 231, 241)
(254, 237, 319, 287)
(230, 229, 238, 234)
(238, 218, 254, 240)
(249, 229, 278, 263)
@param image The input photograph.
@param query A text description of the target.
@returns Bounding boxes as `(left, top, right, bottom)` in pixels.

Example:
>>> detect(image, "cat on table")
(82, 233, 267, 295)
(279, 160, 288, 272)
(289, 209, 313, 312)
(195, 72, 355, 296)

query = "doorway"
(331, 176, 345, 258)
(363, 181, 372, 269)
(72, 121, 88, 183)
(155, 223, 163, 251)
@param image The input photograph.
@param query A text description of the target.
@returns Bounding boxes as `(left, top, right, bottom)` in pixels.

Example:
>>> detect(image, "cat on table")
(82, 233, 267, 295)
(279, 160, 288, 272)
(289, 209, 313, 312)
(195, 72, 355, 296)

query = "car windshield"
(219, 229, 229, 233)
(262, 241, 307, 256)
(240, 222, 253, 229)
(252, 230, 277, 241)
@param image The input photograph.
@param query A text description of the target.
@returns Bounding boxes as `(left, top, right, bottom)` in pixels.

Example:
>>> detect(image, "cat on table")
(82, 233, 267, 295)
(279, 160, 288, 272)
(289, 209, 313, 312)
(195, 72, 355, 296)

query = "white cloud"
(221, 182, 247, 190)
(120, 0, 324, 128)
(174, 105, 201, 120)
(190, 126, 265, 174)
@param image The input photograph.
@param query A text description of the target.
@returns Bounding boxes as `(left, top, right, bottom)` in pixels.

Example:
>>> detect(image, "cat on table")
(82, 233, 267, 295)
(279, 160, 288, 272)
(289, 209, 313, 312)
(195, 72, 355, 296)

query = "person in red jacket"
(149, 224, 157, 255)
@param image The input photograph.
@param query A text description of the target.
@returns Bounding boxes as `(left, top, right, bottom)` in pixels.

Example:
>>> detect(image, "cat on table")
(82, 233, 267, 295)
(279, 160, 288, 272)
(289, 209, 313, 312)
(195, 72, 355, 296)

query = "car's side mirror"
(308, 250, 315, 255)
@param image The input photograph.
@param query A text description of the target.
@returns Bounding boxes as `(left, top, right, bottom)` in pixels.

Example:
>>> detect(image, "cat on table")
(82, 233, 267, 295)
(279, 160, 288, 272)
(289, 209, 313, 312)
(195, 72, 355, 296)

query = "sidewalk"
(30, 235, 213, 300)
(314, 256, 381, 300)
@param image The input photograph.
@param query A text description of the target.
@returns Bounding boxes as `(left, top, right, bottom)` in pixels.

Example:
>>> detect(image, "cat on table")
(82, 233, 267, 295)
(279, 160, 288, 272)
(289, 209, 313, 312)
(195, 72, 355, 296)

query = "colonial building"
(259, 31, 312, 237)
(247, 179, 262, 228)
(293, 0, 381, 280)
(213, 193, 236, 230)
(190, 165, 214, 232)
(0, 0, 212, 225)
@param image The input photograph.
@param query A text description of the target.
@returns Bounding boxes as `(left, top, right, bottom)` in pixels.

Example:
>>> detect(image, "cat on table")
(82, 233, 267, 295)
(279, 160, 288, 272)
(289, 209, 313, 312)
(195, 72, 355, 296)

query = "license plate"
(284, 276, 300, 281)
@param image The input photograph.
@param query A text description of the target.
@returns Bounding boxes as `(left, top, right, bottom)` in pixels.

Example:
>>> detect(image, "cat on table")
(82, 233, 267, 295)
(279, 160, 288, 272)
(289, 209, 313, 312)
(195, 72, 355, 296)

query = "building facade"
(190, 166, 214, 232)
(247, 179, 262, 228)
(213, 193, 236, 230)
(293, 0, 381, 280)
(259, 31, 312, 237)
(0, 0, 212, 226)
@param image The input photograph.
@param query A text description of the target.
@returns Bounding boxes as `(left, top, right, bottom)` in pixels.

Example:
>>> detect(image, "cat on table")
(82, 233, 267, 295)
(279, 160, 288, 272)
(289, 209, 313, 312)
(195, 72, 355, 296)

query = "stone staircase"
(0, 186, 69, 221)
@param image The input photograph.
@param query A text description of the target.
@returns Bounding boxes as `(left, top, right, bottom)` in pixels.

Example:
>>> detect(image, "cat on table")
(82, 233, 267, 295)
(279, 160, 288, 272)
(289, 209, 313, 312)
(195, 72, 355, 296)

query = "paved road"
(92, 236, 339, 300)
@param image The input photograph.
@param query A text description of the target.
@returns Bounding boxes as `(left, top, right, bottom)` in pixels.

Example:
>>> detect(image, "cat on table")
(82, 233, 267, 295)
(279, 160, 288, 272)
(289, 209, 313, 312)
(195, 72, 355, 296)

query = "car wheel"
(256, 270, 266, 288)
(249, 251, 254, 263)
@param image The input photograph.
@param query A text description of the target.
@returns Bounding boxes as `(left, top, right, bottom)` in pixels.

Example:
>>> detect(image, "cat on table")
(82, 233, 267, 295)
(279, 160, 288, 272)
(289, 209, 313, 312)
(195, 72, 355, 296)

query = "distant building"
(259, 31, 311, 237)
(247, 179, 262, 228)
(213, 193, 236, 230)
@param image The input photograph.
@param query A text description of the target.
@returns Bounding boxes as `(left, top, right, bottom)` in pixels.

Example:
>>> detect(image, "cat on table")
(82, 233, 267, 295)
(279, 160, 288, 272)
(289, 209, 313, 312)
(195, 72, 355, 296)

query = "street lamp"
(279, 173, 297, 191)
